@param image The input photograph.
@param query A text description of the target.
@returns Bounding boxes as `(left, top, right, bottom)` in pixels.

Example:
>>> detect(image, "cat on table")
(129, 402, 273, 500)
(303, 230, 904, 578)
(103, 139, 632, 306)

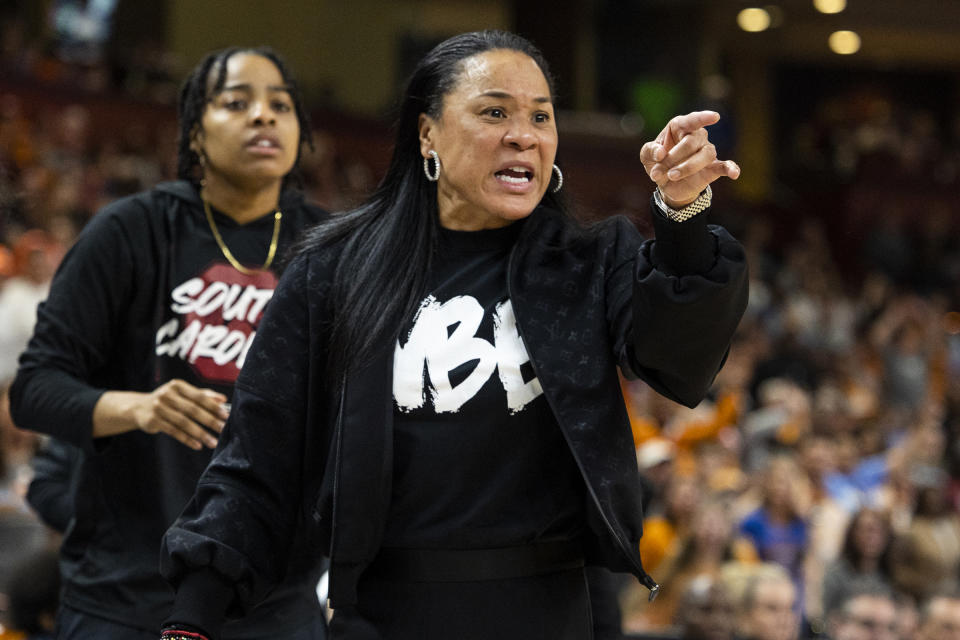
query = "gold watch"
(653, 185, 712, 222)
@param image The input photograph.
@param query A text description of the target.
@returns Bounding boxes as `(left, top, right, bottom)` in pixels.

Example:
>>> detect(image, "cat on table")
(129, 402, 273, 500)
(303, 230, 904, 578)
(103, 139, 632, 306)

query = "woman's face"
(419, 49, 558, 230)
(693, 503, 732, 551)
(852, 511, 888, 559)
(194, 53, 300, 191)
(765, 459, 797, 511)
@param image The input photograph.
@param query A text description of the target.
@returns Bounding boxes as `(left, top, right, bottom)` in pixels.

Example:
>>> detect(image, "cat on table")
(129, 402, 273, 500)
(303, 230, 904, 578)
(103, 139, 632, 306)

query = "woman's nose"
(250, 100, 276, 125)
(503, 123, 537, 150)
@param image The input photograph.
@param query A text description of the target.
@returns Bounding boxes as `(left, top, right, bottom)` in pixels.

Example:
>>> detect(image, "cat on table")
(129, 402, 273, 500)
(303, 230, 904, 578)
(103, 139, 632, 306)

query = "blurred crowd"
(788, 88, 960, 188)
(2, 38, 960, 640)
(615, 184, 960, 637)
(1, 4, 180, 104)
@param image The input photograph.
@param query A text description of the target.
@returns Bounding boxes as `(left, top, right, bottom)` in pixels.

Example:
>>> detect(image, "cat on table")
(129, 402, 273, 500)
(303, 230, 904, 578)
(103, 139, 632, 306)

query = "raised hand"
(639, 110, 740, 208)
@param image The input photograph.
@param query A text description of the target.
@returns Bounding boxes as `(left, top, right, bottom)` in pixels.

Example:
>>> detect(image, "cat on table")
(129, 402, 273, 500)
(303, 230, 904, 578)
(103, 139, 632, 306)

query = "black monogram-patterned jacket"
(161, 202, 749, 637)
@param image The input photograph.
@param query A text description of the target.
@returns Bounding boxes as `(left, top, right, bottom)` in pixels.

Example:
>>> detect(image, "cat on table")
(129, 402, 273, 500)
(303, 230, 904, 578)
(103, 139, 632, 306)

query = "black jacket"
(10, 181, 328, 636)
(161, 203, 748, 638)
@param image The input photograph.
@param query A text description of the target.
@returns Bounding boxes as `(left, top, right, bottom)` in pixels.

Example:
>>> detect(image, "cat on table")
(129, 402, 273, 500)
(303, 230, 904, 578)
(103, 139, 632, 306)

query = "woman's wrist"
(165, 568, 234, 640)
(92, 390, 146, 438)
(653, 185, 713, 223)
(661, 191, 697, 209)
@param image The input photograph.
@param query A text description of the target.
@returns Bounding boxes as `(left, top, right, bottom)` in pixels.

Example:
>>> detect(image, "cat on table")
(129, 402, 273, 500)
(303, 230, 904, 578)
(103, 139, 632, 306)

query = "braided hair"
(175, 46, 313, 189)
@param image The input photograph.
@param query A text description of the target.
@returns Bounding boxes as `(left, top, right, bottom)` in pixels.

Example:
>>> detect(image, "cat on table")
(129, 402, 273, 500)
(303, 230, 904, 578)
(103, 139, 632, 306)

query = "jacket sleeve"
(160, 251, 317, 639)
(607, 201, 748, 407)
(9, 203, 141, 452)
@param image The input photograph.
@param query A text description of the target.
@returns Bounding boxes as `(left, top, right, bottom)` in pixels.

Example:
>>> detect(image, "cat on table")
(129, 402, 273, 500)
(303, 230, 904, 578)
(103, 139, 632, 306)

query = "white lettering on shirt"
(393, 295, 542, 414)
(155, 264, 277, 382)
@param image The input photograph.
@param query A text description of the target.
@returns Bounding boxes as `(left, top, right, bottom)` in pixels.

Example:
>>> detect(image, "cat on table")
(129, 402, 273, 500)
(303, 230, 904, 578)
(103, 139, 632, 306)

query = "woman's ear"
(189, 124, 204, 158)
(418, 112, 436, 158)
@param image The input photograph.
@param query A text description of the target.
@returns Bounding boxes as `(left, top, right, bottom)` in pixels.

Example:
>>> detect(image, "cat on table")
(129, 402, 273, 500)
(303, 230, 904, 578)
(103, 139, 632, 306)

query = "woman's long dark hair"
(175, 46, 313, 190)
(301, 30, 563, 376)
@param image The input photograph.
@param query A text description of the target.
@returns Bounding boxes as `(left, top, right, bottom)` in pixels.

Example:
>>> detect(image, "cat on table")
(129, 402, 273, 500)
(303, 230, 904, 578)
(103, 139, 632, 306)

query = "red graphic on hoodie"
(154, 263, 278, 383)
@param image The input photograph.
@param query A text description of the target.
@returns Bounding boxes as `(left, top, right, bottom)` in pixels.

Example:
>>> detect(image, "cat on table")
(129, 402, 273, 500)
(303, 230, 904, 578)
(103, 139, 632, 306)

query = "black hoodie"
(10, 180, 327, 637)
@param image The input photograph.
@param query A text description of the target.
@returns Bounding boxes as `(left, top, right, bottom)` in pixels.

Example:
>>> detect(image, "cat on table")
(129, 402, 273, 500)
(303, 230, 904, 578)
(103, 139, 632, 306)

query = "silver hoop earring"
(551, 164, 563, 193)
(423, 150, 441, 182)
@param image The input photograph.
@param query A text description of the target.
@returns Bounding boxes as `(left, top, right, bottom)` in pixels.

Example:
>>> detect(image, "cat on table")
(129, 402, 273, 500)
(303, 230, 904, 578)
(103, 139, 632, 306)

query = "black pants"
(56, 604, 327, 640)
(329, 567, 593, 640)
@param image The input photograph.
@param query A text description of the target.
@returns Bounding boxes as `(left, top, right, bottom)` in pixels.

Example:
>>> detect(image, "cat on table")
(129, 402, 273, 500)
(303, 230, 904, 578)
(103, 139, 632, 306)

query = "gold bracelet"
(653, 185, 712, 222)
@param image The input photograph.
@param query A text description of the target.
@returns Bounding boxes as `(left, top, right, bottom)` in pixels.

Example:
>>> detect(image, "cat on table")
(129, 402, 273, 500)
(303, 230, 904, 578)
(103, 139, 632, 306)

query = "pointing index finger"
(657, 111, 721, 154)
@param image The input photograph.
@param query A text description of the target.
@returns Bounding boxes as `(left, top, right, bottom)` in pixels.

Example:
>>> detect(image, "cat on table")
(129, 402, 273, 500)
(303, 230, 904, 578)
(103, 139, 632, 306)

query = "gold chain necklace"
(202, 198, 282, 275)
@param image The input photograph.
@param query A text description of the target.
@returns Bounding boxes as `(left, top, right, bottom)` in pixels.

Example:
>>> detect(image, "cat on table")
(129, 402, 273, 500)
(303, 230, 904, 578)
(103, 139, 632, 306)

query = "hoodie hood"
(154, 180, 306, 214)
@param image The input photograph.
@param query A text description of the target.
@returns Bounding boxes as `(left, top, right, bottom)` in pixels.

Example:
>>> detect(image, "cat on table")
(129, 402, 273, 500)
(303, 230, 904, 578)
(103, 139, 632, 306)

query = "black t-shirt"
(154, 203, 283, 398)
(385, 221, 585, 549)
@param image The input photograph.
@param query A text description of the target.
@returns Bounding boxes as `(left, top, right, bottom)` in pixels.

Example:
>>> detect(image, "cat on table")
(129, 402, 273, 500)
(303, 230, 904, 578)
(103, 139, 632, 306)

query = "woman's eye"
(485, 108, 505, 118)
(273, 101, 293, 113)
(224, 99, 246, 111)
(534, 112, 551, 123)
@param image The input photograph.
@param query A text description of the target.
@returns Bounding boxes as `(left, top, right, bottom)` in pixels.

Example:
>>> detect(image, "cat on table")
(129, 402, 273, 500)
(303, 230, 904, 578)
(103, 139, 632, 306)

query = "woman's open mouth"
(495, 166, 534, 185)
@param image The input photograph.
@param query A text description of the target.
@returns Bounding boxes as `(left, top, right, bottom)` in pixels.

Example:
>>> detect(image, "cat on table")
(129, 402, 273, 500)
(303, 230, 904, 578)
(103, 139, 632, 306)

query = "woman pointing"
(161, 30, 747, 640)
